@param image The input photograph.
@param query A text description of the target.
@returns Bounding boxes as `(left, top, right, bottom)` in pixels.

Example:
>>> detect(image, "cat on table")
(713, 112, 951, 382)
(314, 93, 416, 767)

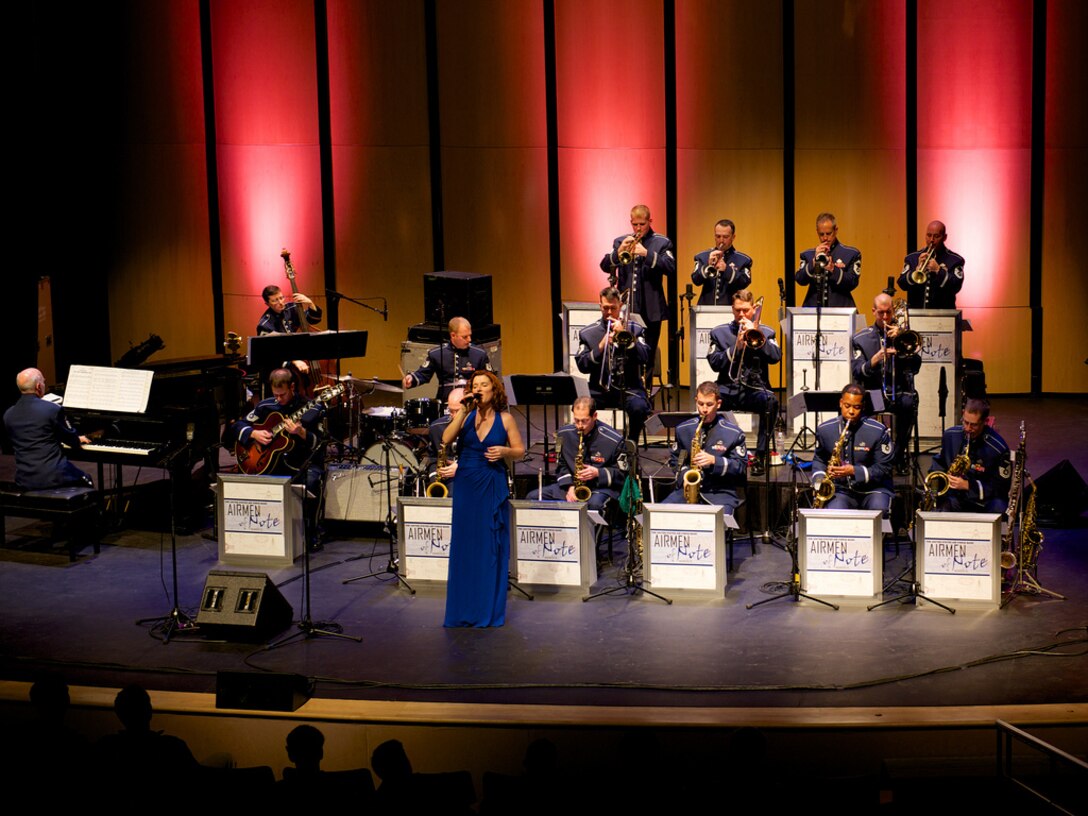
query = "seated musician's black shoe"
(750, 456, 766, 478)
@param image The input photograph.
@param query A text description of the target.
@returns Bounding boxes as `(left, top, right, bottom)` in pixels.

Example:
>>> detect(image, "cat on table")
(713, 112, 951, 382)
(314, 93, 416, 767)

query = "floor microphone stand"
(747, 462, 838, 611)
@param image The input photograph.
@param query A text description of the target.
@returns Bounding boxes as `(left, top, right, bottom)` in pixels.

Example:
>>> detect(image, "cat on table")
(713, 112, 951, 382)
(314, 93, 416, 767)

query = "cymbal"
(330, 374, 404, 394)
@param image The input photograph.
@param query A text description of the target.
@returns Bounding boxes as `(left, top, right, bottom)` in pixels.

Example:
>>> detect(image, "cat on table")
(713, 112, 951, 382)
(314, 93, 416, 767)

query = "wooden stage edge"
(3, 681, 1084, 731)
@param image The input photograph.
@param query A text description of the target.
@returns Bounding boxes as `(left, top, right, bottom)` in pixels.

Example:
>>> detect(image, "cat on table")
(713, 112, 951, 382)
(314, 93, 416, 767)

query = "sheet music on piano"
(63, 365, 155, 414)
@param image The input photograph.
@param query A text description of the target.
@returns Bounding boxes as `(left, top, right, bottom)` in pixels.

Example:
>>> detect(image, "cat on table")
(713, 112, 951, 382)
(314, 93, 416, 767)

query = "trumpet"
(910, 242, 938, 285)
(726, 296, 766, 384)
(617, 228, 644, 265)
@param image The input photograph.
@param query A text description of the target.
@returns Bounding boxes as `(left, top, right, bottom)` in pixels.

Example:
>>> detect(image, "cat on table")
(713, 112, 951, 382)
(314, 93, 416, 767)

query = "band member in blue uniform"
(599, 204, 675, 367)
(898, 220, 965, 310)
(426, 387, 463, 494)
(795, 212, 861, 308)
(707, 289, 781, 476)
(403, 317, 493, 403)
(3, 368, 92, 490)
(812, 384, 895, 515)
(575, 287, 653, 443)
(928, 399, 1011, 513)
(663, 382, 747, 513)
(851, 293, 921, 474)
(691, 219, 753, 306)
(234, 368, 327, 547)
(527, 397, 626, 513)
(256, 285, 322, 336)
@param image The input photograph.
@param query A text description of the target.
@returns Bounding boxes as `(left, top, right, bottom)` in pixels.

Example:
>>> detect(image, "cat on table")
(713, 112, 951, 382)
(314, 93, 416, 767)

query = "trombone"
(726, 296, 766, 383)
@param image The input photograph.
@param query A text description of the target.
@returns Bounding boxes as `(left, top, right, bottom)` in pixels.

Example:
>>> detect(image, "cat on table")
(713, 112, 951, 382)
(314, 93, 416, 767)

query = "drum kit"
(323, 375, 453, 521)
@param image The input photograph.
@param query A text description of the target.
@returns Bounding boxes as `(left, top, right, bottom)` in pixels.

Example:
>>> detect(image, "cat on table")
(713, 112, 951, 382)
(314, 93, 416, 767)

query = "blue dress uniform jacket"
(408, 344, 492, 403)
(256, 302, 322, 335)
(552, 421, 625, 492)
(235, 394, 325, 475)
(851, 325, 922, 393)
(707, 323, 782, 399)
(3, 394, 91, 490)
(812, 416, 894, 498)
(796, 241, 861, 308)
(666, 414, 747, 507)
(691, 247, 753, 306)
(898, 246, 965, 310)
(575, 319, 651, 397)
(599, 229, 675, 324)
(929, 425, 1011, 510)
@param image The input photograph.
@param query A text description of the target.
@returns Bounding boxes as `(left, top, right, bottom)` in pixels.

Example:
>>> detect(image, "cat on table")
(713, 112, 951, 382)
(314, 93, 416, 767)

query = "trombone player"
(851, 293, 921, 475)
(707, 290, 781, 476)
(691, 219, 752, 306)
(526, 397, 625, 513)
(898, 220, 964, 310)
(812, 384, 895, 515)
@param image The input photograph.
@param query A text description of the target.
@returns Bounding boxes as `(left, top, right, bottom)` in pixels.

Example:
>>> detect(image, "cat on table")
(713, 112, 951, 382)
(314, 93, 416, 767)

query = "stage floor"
(1, 396, 1086, 715)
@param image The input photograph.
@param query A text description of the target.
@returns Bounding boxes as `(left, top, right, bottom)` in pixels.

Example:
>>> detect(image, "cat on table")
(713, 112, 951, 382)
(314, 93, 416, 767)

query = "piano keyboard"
(71, 441, 158, 456)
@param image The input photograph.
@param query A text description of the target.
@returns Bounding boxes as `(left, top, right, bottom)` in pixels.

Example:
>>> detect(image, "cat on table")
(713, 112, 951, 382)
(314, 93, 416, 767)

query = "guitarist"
(234, 368, 327, 548)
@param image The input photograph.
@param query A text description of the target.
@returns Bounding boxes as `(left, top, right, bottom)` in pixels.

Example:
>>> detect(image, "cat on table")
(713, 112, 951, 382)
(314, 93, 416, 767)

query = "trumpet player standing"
(928, 399, 1011, 514)
(527, 397, 625, 513)
(599, 204, 675, 369)
(851, 293, 921, 475)
(898, 220, 964, 310)
(707, 290, 781, 476)
(691, 219, 752, 306)
(811, 384, 894, 515)
(795, 212, 861, 308)
(663, 382, 747, 511)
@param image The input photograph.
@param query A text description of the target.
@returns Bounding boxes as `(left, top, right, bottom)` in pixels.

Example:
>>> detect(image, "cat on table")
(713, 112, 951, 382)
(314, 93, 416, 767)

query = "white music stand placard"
(909, 309, 961, 439)
(785, 307, 859, 433)
(642, 503, 727, 597)
(798, 509, 882, 598)
(510, 500, 594, 591)
(916, 511, 1001, 608)
(217, 474, 304, 567)
(689, 305, 734, 390)
(398, 497, 452, 582)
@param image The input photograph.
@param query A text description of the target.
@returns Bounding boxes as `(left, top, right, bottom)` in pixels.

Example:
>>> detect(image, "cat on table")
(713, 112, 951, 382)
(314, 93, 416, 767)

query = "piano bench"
(0, 483, 101, 561)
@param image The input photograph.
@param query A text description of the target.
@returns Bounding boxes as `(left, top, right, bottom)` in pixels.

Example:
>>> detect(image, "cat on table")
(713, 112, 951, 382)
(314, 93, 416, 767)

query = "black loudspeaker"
(215, 670, 311, 712)
(1031, 459, 1088, 527)
(423, 270, 493, 327)
(195, 570, 293, 642)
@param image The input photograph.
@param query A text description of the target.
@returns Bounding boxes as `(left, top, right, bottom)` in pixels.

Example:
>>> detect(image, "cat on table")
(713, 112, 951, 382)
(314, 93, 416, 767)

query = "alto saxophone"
(426, 443, 450, 498)
(682, 417, 707, 504)
(925, 434, 971, 498)
(813, 422, 849, 508)
(572, 431, 592, 502)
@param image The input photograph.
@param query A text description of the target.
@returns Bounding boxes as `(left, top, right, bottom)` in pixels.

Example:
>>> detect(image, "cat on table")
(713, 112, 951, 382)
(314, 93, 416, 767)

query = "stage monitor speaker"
(215, 670, 311, 712)
(423, 270, 492, 327)
(195, 570, 293, 642)
(1031, 459, 1088, 527)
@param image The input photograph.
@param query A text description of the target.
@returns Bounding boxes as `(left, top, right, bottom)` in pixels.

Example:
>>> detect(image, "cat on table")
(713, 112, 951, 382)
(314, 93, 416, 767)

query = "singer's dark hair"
(468, 370, 508, 411)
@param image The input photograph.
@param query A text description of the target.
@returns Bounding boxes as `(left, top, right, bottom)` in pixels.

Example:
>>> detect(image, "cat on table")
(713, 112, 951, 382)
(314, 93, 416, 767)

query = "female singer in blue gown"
(440, 370, 525, 627)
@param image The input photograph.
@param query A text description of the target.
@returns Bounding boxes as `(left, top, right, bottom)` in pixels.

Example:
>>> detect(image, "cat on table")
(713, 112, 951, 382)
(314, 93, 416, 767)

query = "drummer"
(401, 317, 493, 403)
(426, 386, 463, 489)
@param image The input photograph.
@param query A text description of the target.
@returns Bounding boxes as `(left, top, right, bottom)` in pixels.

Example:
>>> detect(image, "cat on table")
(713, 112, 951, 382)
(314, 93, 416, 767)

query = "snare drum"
(360, 406, 403, 448)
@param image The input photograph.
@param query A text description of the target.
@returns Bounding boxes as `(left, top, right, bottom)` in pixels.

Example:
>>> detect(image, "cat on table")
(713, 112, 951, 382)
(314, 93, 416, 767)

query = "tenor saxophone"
(572, 431, 592, 502)
(426, 443, 450, 498)
(813, 422, 849, 508)
(682, 416, 707, 504)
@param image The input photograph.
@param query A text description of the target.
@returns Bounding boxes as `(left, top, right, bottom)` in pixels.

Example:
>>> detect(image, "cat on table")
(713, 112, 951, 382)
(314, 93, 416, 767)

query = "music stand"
(247, 330, 369, 369)
(786, 390, 841, 460)
(507, 374, 583, 476)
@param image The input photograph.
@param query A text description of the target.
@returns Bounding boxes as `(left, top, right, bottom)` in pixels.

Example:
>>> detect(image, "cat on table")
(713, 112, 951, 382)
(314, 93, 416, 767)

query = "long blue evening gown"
(444, 409, 510, 628)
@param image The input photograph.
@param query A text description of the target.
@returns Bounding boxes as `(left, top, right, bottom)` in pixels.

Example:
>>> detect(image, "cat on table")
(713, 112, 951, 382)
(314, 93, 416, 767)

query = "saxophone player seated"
(526, 397, 625, 512)
(928, 398, 1011, 514)
(662, 382, 747, 513)
(811, 384, 894, 516)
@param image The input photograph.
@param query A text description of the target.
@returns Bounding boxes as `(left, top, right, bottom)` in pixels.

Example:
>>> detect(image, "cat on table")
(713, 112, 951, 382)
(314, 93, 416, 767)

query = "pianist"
(3, 368, 93, 490)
